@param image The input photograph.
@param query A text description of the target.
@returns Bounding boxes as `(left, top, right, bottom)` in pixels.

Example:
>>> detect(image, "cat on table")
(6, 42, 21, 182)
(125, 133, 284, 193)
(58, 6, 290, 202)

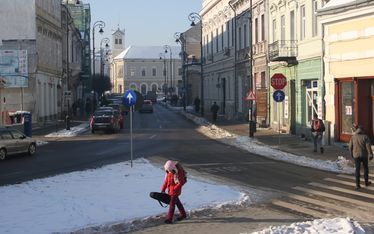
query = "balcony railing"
(268, 40, 298, 63)
(252, 41, 267, 55)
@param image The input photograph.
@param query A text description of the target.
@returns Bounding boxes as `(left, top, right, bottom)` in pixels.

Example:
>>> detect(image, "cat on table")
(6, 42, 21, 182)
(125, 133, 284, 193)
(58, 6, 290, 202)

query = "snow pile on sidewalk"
(0, 158, 247, 234)
(182, 112, 354, 174)
(252, 217, 365, 234)
(45, 123, 88, 138)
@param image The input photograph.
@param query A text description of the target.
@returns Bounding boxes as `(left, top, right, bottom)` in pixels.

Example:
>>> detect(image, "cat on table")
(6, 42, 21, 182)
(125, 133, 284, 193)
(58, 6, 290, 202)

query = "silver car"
(0, 127, 37, 160)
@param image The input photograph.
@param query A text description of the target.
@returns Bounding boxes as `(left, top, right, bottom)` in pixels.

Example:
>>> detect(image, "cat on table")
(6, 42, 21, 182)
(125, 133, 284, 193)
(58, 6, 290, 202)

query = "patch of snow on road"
(45, 123, 88, 138)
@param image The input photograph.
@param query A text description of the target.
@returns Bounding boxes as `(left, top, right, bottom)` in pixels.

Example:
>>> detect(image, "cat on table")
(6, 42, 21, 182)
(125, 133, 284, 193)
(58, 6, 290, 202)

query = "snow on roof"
(320, 0, 373, 11)
(113, 46, 181, 60)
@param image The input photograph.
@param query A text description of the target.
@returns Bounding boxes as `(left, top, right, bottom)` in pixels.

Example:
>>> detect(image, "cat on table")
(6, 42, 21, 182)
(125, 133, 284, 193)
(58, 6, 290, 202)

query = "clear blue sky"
(84, 0, 202, 48)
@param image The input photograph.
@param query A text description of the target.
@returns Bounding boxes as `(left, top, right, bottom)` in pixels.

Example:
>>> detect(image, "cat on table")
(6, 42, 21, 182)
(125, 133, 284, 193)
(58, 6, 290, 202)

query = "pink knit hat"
(164, 160, 177, 172)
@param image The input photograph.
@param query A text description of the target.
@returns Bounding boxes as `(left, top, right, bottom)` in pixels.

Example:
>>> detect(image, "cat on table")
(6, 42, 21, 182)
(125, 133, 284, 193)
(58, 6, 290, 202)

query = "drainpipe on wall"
(321, 21, 330, 145)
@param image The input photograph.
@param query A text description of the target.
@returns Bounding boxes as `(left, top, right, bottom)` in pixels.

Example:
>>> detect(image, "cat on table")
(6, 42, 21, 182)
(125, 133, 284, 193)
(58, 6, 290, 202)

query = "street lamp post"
(163, 45, 173, 95)
(92, 20, 105, 113)
(100, 38, 109, 103)
(159, 53, 167, 97)
(175, 32, 187, 111)
(188, 12, 204, 116)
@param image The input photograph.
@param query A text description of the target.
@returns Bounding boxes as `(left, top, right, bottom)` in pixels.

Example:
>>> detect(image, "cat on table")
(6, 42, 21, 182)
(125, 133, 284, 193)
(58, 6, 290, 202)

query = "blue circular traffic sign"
(123, 89, 137, 106)
(273, 90, 285, 102)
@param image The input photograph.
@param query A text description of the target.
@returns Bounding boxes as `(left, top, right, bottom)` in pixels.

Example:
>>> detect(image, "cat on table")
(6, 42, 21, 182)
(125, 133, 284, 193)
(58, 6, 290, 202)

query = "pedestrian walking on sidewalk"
(194, 97, 200, 113)
(161, 160, 187, 224)
(210, 102, 219, 122)
(311, 114, 325, 153)
(349, 125, 373, 190)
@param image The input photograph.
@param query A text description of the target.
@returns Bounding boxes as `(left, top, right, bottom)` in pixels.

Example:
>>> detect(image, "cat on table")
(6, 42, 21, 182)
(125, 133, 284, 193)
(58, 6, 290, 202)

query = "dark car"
(0, 127, 37, 160)
(139, 100, 154, 113)
(90, 109, 122, 133)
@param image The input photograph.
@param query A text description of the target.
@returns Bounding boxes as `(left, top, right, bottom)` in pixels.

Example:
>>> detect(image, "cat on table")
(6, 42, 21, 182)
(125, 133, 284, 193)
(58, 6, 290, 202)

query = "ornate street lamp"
(100, 37, 110, 79)
(163, 45, 173, 94)
(159, 53, 167, 97)
(188, 12, 204, 116)
(175, 32, 187, 111)
(91, 20, 105, 113)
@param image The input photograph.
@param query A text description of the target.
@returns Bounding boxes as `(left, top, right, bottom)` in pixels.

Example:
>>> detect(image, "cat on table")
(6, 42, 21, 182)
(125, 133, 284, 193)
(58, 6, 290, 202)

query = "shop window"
(341, 82, 354, 134)
(305, 80, 318, 125)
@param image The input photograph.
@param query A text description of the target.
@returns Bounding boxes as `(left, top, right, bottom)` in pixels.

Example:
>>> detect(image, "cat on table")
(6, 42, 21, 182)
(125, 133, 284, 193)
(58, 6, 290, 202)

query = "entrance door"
(337, 80, 354, 142)
(357, 79, 373, 141)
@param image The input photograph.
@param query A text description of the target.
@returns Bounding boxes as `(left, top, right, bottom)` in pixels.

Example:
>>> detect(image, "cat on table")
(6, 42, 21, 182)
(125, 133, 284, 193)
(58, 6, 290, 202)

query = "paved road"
(1, 104, 373, 232)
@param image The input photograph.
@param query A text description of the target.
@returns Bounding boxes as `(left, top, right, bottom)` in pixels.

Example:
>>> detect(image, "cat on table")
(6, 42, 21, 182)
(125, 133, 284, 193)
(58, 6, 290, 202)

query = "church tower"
(112, 27, 125, 58)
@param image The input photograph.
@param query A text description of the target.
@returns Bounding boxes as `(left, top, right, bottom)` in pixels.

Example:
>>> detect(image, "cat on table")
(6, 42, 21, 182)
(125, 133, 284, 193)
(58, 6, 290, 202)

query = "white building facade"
(0, 0, 63, 125)
(112, 46, 182, 96)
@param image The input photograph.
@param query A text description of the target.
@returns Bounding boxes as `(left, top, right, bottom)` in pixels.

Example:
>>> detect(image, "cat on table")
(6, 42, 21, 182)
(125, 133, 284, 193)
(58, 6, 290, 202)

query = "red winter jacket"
(161, 169, 185, 196)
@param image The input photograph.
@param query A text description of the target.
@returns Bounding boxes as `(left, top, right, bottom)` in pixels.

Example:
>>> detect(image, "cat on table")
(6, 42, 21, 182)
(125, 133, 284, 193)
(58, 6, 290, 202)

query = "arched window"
(152, 84, 157, 92)
(141, 84, 147, 95)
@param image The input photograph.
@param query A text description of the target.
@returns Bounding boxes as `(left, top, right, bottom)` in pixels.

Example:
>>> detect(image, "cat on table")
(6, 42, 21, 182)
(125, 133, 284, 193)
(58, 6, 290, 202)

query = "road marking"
(272, 200, 326, 218)
(186, 162, 275, 167)
(324, 178, 374, 191)
(309, 182, 374, 199)
(287, 192, 373, 221)
(149, 134, 156, 139)
(337, 173, 374, 180)
(293, 186, 374, 209)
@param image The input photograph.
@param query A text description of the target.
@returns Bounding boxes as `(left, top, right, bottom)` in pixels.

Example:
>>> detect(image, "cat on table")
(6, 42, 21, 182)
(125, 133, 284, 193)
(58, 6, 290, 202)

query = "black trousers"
(354, 156, 369, 187)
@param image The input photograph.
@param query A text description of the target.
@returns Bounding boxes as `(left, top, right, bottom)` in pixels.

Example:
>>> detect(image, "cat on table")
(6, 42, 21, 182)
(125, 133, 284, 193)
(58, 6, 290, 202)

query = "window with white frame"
(244, 24, 248, 48)
(226, 21, 230, 47)
(305, 80, 318, 125)
(261, 14, 265, 41)
(255, 18, 258, 43)
(238, 27, 242, 49)
(300, 5, 306, 40)
(221, 25, 224, 50)
(272, 19, 277, 42)
(130, 67, 135, 77)
(312, 0, 318, 37)
(290, 10, 295, 41)
(152, 67, 156, 76)
(216, 28, 219, 53)
(141, 67, 146, 77)
(281, 15, 285, 44)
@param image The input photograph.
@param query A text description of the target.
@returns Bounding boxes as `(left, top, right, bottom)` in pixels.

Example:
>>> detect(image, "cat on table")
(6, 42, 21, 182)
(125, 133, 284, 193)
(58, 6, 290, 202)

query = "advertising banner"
(0, 50, 28, 88)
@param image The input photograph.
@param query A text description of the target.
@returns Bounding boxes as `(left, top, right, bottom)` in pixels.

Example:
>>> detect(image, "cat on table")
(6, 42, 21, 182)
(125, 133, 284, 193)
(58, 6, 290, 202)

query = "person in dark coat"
(311, 114, 325, 153)
(194, 97, 200, 113)
(161, 160, 187, 224)
(349, 125, 373, 190)
(210, 102, 219, 122)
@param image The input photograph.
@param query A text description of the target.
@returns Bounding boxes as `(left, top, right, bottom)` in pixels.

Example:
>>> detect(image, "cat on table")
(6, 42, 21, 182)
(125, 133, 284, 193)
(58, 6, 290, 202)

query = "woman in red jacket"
(161, 160, 187, 224)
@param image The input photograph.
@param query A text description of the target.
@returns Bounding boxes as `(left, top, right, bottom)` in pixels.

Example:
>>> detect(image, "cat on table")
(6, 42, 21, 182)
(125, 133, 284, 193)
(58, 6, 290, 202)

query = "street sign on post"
(273, 90, 285, 102)
(271, 73, 287, 90)
(122, 89, 137, 107)
(244, 91, 256, 101)
(122, 89, 138, 168)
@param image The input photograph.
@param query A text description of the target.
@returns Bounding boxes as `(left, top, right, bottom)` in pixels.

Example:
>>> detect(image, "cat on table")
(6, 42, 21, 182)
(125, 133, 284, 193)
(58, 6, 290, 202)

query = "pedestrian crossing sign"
(244, 91, 256, 101)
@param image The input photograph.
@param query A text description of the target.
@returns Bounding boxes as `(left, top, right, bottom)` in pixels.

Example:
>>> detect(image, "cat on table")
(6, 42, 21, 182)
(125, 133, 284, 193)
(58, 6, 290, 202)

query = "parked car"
(90, 109, 122, 133)
(0, 127, 37, 160)
(139, 100, 154, 113)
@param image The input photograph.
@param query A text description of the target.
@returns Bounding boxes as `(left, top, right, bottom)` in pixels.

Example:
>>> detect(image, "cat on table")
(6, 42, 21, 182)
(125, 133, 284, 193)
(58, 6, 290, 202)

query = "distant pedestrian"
(161, 160, 187, 224)
(311, 114, 325, 153)
(210, 102, 219, 122)
(72, 101, 78, 117)
(194, 97, 200, 113)
(85, 98, 91, 116)
(349, 125, 373, 190)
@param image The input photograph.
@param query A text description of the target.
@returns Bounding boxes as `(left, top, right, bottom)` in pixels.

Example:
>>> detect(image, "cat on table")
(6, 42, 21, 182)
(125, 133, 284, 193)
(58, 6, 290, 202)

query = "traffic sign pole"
(130, 105, 133, 168)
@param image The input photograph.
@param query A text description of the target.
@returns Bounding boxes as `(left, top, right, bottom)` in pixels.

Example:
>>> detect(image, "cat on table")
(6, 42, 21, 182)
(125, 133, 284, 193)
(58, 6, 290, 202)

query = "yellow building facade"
(320, 2, 374, 142)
